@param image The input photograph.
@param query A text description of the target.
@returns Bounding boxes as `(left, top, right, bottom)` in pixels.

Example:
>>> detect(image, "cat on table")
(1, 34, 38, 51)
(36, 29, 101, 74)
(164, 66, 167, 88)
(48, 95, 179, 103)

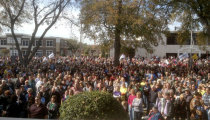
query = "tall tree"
(162, 0, 210, 46)
(66, 39, 80, 56)
(0, 0, 72, 67)
(99, 39, 113, 58)
(79, 0, 169, 66)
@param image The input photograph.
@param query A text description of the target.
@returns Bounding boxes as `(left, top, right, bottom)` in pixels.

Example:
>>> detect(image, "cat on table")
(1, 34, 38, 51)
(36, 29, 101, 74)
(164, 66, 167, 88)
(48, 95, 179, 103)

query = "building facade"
(110, 31, 210, 58)
(0, 33, 70, 57)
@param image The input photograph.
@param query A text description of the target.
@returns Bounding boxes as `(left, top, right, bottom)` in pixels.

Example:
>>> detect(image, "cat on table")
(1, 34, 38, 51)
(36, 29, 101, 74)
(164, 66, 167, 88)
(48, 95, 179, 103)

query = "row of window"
(0, 39, 54, 47)
(34, 50, 53, 57)
(10, 50, 53, 57)
(166, 33, 197, 45)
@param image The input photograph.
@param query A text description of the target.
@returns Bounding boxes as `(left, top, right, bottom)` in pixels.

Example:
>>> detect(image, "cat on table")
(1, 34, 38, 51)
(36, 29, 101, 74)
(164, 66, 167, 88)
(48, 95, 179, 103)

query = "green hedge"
(59, 91, 129, 120)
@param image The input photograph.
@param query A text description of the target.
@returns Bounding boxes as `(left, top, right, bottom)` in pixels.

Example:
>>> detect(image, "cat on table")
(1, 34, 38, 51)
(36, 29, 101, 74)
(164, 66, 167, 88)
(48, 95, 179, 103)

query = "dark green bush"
(59, 91, 129, 120)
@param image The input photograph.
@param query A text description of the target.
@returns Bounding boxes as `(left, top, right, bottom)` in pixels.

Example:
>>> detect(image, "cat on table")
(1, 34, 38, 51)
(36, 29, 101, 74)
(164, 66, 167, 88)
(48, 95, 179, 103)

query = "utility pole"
(79, 23, 83, 57)
(206, 32, 209, 59)
(189, 14, 194, 71)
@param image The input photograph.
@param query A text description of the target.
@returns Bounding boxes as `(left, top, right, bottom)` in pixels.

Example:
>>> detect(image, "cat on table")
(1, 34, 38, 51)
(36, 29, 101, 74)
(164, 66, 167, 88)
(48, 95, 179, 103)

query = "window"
(167, 33, 198, 45)
(10, 49, 18, 56)
(167, 33, 177, 45)
(178, 33, 197, 45)
(46, 40, 53, 47)
(46, 50, 53, 56)
(35, 50, 43, 57)
(166, 53, 177, 58)
(22, 39, 29, 46)
(8, 37, 21, 44)
(0, 39, 7, 45)
(22, 50, 27, 56)
(35, 40, 42, 46)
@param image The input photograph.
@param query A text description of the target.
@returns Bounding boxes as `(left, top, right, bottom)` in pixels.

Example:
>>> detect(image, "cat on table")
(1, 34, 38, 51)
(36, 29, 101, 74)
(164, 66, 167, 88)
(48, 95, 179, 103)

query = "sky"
(14, 20, 180, 45)
(15, 7, 96, 44)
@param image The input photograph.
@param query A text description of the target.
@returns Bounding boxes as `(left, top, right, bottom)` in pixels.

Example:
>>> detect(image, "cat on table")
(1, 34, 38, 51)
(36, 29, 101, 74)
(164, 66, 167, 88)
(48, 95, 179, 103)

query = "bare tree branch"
(28, 0, 71, 61)
(14, 0, 26, 22)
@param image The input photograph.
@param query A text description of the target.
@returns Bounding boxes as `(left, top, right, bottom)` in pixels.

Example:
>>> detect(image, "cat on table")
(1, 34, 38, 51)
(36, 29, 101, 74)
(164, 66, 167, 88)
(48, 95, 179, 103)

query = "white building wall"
(110, 33, 209, 58)
(110, 47, 114, 58)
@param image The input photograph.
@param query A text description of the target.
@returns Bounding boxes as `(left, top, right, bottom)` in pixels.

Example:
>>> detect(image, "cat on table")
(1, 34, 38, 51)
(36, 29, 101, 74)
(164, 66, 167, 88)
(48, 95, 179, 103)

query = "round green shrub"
(59, 91, 129, 120)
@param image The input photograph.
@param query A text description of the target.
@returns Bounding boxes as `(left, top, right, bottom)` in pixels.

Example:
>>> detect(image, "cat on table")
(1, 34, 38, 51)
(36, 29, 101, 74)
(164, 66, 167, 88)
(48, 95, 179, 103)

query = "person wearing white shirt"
(132, 92, 143, 120)
(36, 78, 43, 92)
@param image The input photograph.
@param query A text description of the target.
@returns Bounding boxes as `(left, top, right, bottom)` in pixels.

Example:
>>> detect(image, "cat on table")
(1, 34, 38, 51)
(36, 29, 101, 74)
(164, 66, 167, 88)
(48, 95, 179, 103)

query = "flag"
(179, 53, 189, 60)
(43, 57, 48, 62)
(119, 54, 125, 60)
(48, 53, 54, 59)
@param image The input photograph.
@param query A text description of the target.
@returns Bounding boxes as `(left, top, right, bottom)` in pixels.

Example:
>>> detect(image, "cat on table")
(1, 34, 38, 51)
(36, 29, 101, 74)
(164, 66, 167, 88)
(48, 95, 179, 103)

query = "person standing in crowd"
(15, 77, 25, 89)
(39, 86, 50, 106)
(155, 92, 163, 112)
(3, 95, 20, 117)
(185, 88, 193, 120)
(1, 80, 9, 93)
(49, 87, 61, 105)
(7, 78, 15, 93)
(132, 92, 143, 120)
(25, 88, 34, 102)
(162, 92, 173, 120)
(15, 88, 27, 117)
(28, 75, 36, 93)
(174, 94, 186, 120)
(142, 81, 150, 111)
(47, 95, 58, 119)
(128, 89, 136, 120)
(28, 96, 48, 119)
(1, 90, 11, 116)
(148, 106, 163, 120)
(148, 85, 158, 114)
(24, 80, 31, 92)
(202, 87, 210, 120)
(0, 55, 209, 119)
(120, 82, 128, 100)
(113, 86, 121, 98)
(190, 92, 204, 119)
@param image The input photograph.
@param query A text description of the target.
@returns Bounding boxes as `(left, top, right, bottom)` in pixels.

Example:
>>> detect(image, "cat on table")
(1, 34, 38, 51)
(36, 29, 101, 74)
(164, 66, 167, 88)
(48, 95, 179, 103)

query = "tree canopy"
(79, 0, 170, 66)
(161, 0, 210, 46)
(66, 39, 81, 55)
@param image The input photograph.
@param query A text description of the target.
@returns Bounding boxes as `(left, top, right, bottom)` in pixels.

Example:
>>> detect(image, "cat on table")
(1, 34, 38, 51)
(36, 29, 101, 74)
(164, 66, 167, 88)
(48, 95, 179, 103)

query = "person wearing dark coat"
(174, 94, 187, 120)
(4, 95, 21, 117)
(15, 88, 27, 118)
(1, 80, 10, 93)
(185, 88, 193, 120)
(148, 86, 158, 114)
(39, 86, 50, 106)
(15, 78, 25, 89)
(49, 87, 61, 105)
(1, 90, 11, 117)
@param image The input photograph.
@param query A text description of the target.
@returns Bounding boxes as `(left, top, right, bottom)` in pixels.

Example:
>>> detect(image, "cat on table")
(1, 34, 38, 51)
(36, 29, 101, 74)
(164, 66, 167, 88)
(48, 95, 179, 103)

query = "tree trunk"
(113, 0, 122, 66)
(207, 25, 210, 44)
(114, 27, 121, 66)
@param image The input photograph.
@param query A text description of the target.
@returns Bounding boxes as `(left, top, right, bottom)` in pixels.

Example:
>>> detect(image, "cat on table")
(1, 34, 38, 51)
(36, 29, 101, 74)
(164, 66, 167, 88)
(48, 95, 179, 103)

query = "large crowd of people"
(0, 56, 209, 120)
